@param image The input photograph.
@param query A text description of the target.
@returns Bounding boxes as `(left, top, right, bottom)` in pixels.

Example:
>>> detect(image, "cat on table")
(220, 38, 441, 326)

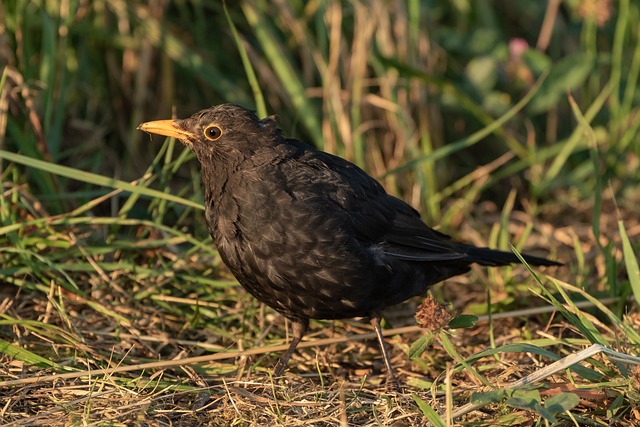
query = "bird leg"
(273, 318, 309, 377)
(370, 313, 399, 391)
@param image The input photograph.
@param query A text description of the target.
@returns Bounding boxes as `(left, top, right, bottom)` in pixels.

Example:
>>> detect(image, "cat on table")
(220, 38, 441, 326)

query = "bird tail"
(459, 245, 562, 267)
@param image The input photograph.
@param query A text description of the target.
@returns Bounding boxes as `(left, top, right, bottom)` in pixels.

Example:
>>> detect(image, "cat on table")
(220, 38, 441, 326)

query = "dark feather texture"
(138, 104, 561, 386)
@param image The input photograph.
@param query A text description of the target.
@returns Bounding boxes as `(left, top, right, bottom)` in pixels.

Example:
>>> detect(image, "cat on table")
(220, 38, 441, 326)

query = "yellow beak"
(137, 119, 196, 140)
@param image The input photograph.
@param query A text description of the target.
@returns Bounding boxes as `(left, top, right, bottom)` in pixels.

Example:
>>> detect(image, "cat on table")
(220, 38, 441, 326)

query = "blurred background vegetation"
(3, 0, 637, 296)
(3, 0, 636, 219)
(1, 0, 639, 424)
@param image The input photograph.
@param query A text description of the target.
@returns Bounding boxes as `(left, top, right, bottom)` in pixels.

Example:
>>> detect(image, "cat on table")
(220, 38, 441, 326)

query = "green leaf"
(545, 392, 580, 414)
(506, 390, 556, 423)
(448, 314, 478, 329)
(508, 388, 541, 401)
(408, 332, 435, 359)
(607, 393, 626, 418)
(529, 53, 594, 114)
(522, 49, 552, 75)
(465, 56, 498, 93)
(471, 389, 505, 405)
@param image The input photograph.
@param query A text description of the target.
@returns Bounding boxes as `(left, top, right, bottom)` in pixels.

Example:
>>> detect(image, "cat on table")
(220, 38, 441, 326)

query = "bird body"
(138, 104, 560, 387)
(203, 138, 444, 321)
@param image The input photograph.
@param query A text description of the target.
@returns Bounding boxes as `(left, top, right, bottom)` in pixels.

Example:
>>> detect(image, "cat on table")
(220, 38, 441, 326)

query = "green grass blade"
(0, 339, 61, 369)
(541, 84, 612, 192)
(618, 220, 640, 305)
(383, 70, 548, 176)
(439, 331, 492, 387)
(223, 1, 266, 117)
(511, 244, 610, 347)
(411, 394, 446, 427)
(0, 149, 203, 210)
(462, 342, 602, 381)
(241, 2, 322, 145)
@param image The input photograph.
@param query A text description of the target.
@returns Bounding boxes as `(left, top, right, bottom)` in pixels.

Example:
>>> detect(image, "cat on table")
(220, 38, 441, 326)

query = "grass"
(1, 0, 640, 425)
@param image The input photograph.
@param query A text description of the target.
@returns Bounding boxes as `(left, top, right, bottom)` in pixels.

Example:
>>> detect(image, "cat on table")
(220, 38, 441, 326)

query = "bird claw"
(384, 378, 401, 394)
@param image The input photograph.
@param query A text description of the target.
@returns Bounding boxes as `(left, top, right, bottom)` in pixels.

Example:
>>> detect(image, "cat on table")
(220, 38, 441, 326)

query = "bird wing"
(380, 211, 468, 261)
(285, 143, 468, 263)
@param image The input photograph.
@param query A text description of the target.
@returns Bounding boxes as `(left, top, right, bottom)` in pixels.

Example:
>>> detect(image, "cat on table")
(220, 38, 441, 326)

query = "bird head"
(137, 104, 279, 159)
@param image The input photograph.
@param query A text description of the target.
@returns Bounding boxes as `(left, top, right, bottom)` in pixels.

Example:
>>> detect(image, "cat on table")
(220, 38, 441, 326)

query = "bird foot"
(273, 360, 286, 378)
(384, 375, 403, 394)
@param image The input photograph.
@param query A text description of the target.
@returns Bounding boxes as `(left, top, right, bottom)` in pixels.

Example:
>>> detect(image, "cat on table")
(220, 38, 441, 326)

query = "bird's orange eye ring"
(204, 125, 223, 141)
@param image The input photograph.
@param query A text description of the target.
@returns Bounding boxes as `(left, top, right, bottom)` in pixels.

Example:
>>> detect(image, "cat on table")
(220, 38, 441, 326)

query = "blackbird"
(138, 104, 560, 388)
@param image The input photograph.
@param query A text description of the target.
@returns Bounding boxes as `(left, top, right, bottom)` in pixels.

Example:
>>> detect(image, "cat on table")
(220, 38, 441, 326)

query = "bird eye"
(204, 125, 223, 141)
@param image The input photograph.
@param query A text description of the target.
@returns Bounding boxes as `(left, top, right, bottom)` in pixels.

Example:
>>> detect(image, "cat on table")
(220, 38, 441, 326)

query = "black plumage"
(138, 104, 560, 388)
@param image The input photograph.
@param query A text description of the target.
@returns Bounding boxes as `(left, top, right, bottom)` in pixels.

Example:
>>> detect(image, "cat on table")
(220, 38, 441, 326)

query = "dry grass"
(1, 197, 638, 426)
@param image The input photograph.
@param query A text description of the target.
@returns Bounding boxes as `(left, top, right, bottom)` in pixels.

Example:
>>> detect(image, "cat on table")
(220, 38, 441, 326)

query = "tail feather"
(461, 245, 562, 267)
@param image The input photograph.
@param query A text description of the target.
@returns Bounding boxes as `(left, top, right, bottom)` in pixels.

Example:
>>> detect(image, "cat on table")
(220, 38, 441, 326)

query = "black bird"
(138, 104, 560, 388)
